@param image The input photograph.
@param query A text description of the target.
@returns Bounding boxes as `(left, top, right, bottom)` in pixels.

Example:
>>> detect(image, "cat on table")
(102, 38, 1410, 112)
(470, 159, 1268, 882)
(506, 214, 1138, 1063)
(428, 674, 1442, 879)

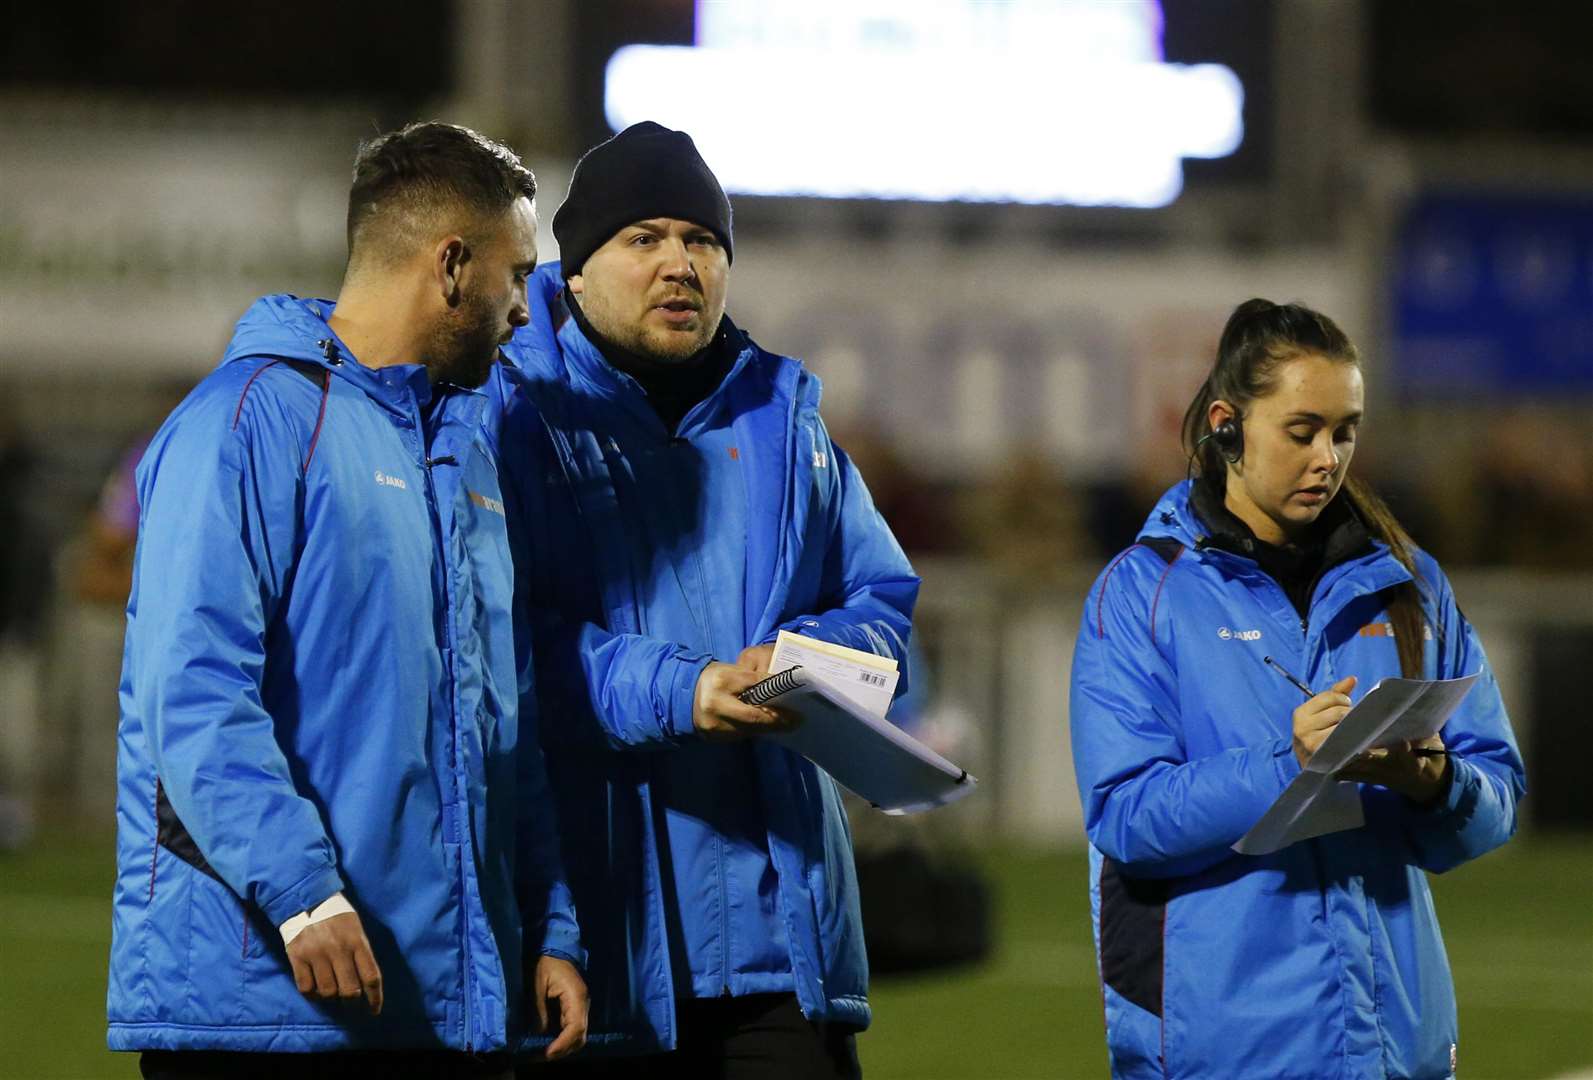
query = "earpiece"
(1211, 418, 1243, 463)
(1189, 402, 1245, 479)
(1192, 413, 1244, 466)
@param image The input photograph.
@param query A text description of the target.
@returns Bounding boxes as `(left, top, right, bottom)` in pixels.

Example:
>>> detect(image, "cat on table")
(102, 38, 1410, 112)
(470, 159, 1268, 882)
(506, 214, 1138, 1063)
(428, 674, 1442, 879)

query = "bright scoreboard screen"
(602, 0, 1247, 208)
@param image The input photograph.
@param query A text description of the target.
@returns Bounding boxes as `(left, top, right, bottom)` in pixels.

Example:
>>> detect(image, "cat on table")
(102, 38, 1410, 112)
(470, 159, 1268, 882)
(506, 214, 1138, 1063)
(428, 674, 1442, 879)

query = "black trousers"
(523, 993, 861, 1079)
(140, 1049, 514, 1080)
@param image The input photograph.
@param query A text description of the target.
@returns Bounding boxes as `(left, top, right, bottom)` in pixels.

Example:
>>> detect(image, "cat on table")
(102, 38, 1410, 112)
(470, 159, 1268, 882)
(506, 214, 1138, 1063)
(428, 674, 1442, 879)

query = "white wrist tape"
(279, 892, 355, 947)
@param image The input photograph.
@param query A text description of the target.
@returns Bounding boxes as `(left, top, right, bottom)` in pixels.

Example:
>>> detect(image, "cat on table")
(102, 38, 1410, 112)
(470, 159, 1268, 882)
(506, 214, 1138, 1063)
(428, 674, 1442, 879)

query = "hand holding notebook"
(738, 631, 976, 814)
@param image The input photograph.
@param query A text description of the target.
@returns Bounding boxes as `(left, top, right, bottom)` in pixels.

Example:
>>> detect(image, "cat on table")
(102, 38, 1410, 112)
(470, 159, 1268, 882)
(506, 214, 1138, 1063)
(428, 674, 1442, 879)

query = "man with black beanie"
(494, 122, 919, 1078)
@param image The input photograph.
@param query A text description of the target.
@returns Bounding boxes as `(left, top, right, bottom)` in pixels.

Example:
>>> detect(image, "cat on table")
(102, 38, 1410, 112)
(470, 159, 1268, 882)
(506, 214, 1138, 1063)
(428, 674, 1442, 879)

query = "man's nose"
(659, 237, 694, 281)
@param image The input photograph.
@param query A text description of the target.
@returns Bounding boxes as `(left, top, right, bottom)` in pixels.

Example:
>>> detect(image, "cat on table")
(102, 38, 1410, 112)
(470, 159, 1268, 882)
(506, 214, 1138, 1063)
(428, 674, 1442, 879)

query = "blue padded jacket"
(489, 264, 919, 1054)
(1070, 481, 1524, 1080)
(107, 295, 579, 1054)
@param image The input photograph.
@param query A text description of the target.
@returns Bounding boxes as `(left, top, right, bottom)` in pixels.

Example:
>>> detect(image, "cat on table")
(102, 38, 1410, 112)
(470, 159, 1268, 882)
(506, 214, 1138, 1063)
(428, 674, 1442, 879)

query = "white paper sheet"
(1233, 673, 1479, 856)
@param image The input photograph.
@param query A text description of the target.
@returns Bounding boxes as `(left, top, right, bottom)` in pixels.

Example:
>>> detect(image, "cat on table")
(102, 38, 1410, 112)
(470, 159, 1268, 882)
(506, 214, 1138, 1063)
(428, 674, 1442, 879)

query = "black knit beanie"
(553, 121, 733, 278)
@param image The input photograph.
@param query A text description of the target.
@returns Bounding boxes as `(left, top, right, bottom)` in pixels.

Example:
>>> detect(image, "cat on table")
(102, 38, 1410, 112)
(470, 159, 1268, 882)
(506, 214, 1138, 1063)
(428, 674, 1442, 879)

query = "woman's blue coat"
(107, 296, 579, 1053)
(1070, 481, 1524, 1080)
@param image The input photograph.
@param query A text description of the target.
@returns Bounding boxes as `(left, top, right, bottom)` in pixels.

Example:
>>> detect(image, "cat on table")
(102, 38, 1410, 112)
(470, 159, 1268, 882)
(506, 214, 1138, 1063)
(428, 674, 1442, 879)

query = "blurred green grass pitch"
(2, 834, 1588, 1079)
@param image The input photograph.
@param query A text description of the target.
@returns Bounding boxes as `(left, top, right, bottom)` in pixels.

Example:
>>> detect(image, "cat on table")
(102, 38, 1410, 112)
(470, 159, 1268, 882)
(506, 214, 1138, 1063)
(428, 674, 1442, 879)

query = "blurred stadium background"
(1, 2, 1590, 1077)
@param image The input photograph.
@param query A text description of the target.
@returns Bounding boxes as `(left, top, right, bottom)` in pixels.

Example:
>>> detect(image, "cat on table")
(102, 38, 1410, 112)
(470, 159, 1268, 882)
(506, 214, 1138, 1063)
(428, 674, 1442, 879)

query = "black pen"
(1263, 655, 1313, 698)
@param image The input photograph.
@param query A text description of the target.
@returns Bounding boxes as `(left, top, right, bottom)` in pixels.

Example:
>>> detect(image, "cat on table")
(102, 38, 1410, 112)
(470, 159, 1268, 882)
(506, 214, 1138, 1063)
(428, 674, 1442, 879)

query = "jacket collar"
(1138, 480, 1412, 618)
(1192, 478, 1370, 571)
(554, 294, 757, 430)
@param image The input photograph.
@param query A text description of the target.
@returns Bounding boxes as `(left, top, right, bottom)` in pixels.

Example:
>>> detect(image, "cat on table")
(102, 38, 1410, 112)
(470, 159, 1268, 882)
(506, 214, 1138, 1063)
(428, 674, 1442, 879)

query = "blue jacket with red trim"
(1070, 481, 1524, 1080)
(107, 295, 580, 1054)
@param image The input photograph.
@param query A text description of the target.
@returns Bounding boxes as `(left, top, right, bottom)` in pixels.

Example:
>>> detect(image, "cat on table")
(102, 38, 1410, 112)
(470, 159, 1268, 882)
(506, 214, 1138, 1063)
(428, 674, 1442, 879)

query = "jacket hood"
(220, 294, 342, 369)
(219, 294, 445, 415)
(1137, 480, 1208, 548)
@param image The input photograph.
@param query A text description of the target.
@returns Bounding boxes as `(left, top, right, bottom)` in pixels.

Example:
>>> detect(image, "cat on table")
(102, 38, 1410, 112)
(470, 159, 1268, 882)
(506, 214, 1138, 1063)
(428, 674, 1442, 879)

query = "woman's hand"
(1291, 676, 1357, 767)
(1338, 734, 1452, 805)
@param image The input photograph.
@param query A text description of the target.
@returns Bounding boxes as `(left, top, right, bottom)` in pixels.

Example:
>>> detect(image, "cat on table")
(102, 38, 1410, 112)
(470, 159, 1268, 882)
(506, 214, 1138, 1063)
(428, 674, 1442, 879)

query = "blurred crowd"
(836, 409, 1593, 581)
(2, 382, 1591, 845)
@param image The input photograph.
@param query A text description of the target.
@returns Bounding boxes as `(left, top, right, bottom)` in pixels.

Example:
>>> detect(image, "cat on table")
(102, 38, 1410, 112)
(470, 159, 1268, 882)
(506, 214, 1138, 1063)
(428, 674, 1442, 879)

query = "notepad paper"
(766, 630, 899, 718)
(1233, 672, 1480, 856)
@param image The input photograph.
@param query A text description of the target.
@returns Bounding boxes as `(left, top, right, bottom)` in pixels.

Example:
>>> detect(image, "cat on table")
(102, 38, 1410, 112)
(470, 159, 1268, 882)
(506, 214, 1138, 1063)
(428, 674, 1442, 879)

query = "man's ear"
(434, 235, 468, 307)
(566, 273, 584, 296)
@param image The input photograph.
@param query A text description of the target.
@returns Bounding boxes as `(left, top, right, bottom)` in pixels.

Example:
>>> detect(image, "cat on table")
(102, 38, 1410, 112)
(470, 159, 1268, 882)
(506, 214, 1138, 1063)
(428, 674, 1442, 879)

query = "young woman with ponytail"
(1069, 299, 1524, 1079)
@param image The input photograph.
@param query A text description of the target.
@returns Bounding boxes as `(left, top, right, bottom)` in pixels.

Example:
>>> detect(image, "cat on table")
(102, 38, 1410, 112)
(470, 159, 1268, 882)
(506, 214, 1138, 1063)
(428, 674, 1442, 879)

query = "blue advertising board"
(1394, 192, 1593, 397)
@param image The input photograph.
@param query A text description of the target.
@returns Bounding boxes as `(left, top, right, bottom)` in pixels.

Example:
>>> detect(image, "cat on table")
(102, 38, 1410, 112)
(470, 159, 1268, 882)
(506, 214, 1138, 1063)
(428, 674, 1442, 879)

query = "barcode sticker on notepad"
(767, 629, 900, 719)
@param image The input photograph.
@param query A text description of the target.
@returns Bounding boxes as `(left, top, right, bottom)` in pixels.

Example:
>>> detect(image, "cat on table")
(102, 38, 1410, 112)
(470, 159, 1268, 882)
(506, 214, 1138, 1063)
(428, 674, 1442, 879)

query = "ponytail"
(1340, 476, 1429, 678)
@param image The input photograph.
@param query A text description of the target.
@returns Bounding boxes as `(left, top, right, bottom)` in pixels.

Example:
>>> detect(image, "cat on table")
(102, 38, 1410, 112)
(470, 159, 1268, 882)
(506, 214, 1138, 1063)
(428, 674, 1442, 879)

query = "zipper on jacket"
(1254, 572, 1309, 643)
(718, 831, 731, 996)
(421, 426, 474, 1051)
(1296, 597, 1309, 676)
(667, 436, 717, 649)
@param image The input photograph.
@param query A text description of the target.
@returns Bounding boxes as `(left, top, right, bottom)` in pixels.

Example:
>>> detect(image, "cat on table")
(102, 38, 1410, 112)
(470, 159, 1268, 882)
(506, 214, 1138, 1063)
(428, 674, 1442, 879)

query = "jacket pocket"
(154, 779, 226, 886)
(1099, 857, 1169, 1018)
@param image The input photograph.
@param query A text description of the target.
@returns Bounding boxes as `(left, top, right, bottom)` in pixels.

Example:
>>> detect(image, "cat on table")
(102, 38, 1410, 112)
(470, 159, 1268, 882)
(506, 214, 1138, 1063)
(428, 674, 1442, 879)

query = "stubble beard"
(430, 290, 503, 388)
(612, 305, 720, 365)
(632, 322, 714, 364)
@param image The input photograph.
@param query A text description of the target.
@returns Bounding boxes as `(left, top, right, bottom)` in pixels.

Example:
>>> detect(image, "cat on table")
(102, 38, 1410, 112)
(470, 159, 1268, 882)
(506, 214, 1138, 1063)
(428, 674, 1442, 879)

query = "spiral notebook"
(739, 633, 977, 814)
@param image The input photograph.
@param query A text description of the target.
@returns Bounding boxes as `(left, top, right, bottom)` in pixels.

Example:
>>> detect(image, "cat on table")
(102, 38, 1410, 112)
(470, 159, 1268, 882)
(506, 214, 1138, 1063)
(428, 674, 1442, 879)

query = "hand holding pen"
(1286, 672, 1358, 769)
(1266, 655, 1452, 801)
(1266, 656, 1450, 761)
